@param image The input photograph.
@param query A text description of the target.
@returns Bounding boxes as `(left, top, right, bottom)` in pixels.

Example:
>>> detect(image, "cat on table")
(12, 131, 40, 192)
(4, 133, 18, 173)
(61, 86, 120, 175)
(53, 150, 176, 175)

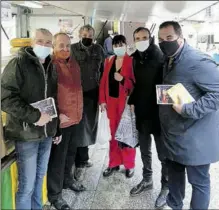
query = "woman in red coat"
(99, 35, 136, 178)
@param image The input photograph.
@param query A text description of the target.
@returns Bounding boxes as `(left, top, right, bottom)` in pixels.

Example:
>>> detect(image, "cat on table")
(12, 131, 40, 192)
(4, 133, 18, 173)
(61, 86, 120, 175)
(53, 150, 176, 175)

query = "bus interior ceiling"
(2, 1, 219, 65)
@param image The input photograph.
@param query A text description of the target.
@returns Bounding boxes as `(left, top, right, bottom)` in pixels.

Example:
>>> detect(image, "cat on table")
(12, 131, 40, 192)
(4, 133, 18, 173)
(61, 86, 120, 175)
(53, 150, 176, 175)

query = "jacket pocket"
(91, 54, 102, 70)
(159, 108, 185, 135)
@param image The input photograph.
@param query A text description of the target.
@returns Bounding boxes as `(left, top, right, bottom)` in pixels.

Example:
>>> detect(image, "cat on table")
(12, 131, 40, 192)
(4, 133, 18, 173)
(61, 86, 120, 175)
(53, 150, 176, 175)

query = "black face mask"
(159, 40, 180, 57)
(81, 38, 93, 47)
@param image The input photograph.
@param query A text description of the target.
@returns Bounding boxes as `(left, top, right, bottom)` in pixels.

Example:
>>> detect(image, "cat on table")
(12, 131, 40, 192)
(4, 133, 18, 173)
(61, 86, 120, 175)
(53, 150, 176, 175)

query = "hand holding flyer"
(35, 113, 52, 126)
(167, 83, 195, 105)
(156, 83, 195, 105)
(30, 97, 57, 118)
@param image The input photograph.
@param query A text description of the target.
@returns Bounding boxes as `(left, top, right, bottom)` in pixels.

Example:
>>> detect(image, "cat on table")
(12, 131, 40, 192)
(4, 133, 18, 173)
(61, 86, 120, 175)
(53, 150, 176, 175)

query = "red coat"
(99, 54, 135, 118)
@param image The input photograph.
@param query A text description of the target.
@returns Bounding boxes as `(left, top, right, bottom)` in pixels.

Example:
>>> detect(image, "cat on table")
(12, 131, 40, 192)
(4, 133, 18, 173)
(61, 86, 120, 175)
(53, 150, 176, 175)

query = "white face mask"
(113, 46, 126, 57)
(33, 44, 52, 60)
(135, 40, 150, 52)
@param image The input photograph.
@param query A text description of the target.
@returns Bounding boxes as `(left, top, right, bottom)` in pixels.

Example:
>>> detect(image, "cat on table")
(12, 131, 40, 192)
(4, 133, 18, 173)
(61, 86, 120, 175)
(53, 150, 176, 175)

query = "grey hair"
(32, 28, 52, 39)
(79, 24, 95, 35)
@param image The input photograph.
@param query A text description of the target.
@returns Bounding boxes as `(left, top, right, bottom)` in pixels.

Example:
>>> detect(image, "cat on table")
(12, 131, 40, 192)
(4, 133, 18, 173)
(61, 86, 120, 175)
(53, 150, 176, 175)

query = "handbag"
(115, 102, 138, 148)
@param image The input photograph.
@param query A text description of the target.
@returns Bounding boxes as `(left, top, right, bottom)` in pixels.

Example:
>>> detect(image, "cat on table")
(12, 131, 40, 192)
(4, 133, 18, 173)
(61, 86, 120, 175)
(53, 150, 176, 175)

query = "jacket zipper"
(23, 122, 28, 131)
(39, 61, 51, 138)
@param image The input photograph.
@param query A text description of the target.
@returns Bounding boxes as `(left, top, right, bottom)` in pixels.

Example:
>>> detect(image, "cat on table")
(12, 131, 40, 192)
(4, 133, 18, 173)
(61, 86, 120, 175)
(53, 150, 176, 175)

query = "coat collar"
(106, 53, 130, 76)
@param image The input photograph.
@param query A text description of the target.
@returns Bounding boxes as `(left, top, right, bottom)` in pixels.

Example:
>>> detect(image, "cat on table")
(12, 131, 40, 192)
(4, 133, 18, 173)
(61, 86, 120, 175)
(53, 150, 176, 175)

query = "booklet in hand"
(167, 83, 195, 105)
(156, 85, 174, 105)
(30, 97, 57, 118)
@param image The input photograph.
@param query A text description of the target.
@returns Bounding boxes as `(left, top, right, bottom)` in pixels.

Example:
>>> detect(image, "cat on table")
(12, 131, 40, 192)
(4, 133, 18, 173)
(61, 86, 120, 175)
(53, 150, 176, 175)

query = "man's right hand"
(100, 103, 107, 112)
(35, 113, 52, 126)
(130, 105, 135, 112)
(59, 114, 70, 124)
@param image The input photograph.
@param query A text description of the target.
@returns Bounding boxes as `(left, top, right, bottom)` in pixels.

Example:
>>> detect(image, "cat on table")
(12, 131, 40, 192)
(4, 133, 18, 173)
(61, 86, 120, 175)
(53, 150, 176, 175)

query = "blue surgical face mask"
(33, 44, 51, 59)
(113, 46, 126, 57)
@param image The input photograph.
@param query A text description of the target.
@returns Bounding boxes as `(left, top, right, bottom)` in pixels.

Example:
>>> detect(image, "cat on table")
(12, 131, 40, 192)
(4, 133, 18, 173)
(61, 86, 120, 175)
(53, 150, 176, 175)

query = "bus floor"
(44, 139, 219, 209)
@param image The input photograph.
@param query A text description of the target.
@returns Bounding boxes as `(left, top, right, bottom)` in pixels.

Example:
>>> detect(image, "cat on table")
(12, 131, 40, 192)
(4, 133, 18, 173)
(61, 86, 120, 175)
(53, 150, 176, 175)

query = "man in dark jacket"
(159, 21, 219, 209)
(158, 21, 219, 210)
(70, 24, 105, 180)
(128, 27, 168, 209)
(1, 28, 60, 210)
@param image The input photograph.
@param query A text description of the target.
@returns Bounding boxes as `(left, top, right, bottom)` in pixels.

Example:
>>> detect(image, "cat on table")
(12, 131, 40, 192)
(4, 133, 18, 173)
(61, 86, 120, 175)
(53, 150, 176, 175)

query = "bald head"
(53, 33, 71, 59)
(53, 33, 71, 50)
(53, 33, 70, 44)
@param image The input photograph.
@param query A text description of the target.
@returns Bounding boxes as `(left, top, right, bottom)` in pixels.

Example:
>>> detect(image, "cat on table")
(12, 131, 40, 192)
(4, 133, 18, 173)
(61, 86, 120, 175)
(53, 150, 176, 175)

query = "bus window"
(1, 15, 17, 57)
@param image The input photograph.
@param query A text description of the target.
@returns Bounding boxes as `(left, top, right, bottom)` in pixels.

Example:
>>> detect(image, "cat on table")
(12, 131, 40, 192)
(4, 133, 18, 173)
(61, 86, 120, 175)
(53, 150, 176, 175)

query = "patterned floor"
(45, 139, 219, 209)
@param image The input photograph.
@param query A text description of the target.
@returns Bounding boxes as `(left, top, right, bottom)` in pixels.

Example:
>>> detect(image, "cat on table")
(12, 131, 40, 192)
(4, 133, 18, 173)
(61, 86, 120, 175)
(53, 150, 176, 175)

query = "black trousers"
(47, 125, 78, 202)
(75, 146, 89, 168)
(138, 120, 168, 189)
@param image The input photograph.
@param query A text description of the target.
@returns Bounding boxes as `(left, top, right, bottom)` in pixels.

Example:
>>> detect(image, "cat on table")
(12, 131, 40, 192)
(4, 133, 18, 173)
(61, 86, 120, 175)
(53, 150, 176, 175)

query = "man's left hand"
(53, 135, 62, 145)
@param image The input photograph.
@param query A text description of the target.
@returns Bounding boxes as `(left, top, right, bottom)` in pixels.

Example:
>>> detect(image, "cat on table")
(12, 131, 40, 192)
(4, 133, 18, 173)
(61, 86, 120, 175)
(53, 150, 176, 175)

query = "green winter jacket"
(1, 47, 60, 141)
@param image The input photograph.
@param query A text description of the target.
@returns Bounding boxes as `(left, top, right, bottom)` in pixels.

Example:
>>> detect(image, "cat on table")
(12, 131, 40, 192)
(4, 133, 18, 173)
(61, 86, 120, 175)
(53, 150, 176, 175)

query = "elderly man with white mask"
(1, 28, 61, 210)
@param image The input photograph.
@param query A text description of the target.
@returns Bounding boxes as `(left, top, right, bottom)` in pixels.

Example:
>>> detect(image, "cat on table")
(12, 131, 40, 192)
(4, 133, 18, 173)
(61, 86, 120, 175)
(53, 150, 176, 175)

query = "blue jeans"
(167, 160, 210, 210)
(15, 138, 52, 210)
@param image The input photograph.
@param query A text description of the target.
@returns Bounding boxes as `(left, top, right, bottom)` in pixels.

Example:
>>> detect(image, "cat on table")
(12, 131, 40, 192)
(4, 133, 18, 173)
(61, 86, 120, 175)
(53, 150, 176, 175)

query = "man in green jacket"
(1, 28, 61, 210)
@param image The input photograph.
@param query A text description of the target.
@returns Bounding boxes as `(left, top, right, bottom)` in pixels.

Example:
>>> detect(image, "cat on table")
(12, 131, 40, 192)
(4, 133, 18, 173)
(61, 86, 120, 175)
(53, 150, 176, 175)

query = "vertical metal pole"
(20, 12, 27, 38)
(122, 21, 125, 35)
(26, 14, 30, 37)
(16, 6, 22, 38)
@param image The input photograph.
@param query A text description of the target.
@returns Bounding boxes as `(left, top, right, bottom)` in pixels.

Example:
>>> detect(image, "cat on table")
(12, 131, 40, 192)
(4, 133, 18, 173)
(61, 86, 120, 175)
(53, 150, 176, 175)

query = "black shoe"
(51, 198, 70, 210)
(78, 161, 93, 168)
(130, 179, 153, 197)
(84, 161, 93, 168)
(155, 188, 169, 209)
(74, 167, 85, 181)
(103, 166, 120, 177)
(63, 180, 86, 192)
(125, 169, 135, 178)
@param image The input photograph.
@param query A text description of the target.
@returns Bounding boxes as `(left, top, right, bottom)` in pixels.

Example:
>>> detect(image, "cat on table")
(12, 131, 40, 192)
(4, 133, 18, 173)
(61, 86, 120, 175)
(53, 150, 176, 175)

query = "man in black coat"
(128, 27, 168, 209)
(70, 24, 105, 181)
